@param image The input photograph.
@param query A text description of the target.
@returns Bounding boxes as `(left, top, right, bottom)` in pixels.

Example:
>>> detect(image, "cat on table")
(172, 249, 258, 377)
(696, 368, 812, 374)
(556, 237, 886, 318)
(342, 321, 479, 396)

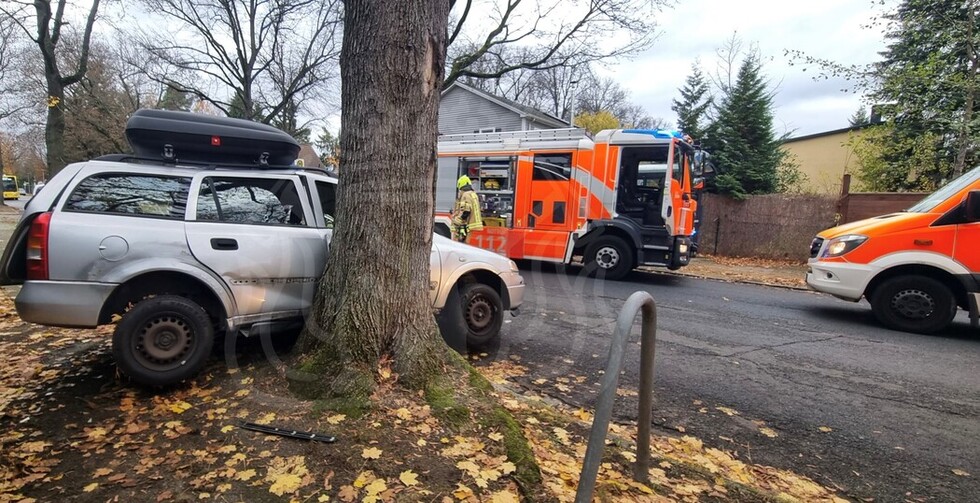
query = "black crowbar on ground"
(238, 421, 337, 443)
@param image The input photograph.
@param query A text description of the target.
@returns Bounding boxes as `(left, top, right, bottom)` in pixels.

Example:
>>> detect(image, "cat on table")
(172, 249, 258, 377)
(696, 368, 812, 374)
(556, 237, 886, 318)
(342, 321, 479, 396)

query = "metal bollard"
(574, 291, 657, 503)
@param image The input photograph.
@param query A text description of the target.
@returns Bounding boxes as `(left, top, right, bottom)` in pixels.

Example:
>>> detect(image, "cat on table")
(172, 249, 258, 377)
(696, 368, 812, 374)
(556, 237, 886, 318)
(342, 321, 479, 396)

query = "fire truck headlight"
(678, 243, 689, 256)
(822, 234, 868, 257)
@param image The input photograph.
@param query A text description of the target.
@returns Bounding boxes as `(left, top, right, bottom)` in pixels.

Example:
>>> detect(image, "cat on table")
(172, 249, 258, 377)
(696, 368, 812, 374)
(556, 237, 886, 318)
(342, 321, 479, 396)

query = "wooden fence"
(695, 175, 931, 261)
(697, 193, 837, 261)
(836, 174, 927, 224)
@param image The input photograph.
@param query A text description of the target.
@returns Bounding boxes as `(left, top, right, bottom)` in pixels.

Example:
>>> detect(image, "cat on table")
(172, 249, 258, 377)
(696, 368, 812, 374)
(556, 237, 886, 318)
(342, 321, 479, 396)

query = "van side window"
(64, 174, 191, 219)
(197, 177, 307, 226)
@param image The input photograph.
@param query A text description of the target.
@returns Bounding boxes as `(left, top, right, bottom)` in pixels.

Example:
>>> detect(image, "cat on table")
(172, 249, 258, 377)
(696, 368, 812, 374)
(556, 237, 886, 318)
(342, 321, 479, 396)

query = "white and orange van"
(807, 166, 980, 333)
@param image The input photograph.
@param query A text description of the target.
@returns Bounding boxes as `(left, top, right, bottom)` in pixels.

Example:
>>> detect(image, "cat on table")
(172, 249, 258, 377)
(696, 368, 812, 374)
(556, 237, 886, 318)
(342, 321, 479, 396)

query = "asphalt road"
(483, 264, 979, 502)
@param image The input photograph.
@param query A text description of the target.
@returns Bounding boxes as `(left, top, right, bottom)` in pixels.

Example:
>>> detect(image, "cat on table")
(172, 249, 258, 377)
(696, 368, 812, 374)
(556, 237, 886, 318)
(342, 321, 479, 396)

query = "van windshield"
(906, 165, 980, 213)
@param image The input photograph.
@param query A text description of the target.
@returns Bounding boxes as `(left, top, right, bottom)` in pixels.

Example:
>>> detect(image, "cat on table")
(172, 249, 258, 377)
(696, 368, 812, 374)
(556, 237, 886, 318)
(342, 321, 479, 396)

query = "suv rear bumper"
(16, 280, 117, 328)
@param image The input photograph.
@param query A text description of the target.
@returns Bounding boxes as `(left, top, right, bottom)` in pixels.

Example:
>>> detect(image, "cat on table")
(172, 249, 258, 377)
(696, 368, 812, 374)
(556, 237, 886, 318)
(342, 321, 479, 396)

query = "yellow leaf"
(488, 432, 504, 442)
(317, 495, 330, 502)
(83, 482, 99, 492)
(715, 406, 739, 416)
(169, 400, 193, 414)
(490, 489, 520, 503)
(269, 473, 303, 496)
(416, 439, 427, 447)
(759, 427, 779, 438)
(255, 413, 276, 425)
(818, 426, 833, 433)
(234, 389, 250, 398)
(399, 470, 419, 486)
(500, 462, 516, 475)
(456, 460, 480, 476)
(574, 409, 592, 421)
(326, 414, 346, 425)
(453, 483, 474, 499)
(553, 427, 571, 445)
(361, 447, 382, 459)
(221, 425, 234, 433)
(353, 471, 375, 488)
(952, 469, 970, 477)
(364, 479, 387, 496)
(236, 469, 257, 481)
(395, 408, 412, 420)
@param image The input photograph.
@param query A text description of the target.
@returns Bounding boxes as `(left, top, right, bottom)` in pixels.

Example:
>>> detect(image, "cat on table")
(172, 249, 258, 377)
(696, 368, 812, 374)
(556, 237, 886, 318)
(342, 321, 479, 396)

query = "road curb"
(637, 266, 812, 292)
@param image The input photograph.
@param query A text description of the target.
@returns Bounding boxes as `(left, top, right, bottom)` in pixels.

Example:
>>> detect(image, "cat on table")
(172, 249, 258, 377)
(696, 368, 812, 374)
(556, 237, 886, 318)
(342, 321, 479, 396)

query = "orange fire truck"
(434, 128, 705, 280)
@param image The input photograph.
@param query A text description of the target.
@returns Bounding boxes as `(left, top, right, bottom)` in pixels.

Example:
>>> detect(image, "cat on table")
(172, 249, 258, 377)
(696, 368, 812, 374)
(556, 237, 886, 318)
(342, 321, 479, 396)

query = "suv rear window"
(64, 174, 191, 219)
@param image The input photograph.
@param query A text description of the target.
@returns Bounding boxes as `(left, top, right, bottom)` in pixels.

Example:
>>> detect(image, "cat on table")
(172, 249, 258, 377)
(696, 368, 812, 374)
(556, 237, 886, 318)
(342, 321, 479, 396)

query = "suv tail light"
(27, 212, 52, 280)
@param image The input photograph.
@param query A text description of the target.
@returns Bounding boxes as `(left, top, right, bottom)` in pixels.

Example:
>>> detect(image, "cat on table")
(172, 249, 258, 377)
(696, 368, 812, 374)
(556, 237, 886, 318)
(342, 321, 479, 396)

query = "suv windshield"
(906, 165, 980, 213)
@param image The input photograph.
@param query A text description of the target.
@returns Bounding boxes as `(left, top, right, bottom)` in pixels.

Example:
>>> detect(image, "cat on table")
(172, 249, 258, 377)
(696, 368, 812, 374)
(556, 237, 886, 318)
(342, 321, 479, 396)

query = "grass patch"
(424, 378, 472, 428)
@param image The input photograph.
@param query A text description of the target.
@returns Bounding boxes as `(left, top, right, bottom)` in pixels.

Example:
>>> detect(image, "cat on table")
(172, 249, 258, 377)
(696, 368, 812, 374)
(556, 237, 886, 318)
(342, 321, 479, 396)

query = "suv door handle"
(210, 238, 239, 250)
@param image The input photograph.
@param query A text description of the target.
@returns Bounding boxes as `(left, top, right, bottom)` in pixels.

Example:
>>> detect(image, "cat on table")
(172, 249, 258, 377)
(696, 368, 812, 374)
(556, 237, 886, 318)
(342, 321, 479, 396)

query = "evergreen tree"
(703, 53, 785, 198)
(848, 106, 870, 127)
(671, 63, 712, 141)
(158, 87, 193, 111)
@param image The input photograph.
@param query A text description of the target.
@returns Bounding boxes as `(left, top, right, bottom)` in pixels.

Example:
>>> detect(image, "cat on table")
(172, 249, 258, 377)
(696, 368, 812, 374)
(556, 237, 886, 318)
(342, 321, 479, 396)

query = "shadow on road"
(808, 305, 979, 341)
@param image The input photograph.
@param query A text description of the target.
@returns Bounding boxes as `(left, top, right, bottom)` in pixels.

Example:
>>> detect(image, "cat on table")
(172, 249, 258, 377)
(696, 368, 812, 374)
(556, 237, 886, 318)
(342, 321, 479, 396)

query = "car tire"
(460, 283, 504, 348)
(112, 295, 215, 386)
(869, 275, 957, 334)
(585, 236, 634, 281)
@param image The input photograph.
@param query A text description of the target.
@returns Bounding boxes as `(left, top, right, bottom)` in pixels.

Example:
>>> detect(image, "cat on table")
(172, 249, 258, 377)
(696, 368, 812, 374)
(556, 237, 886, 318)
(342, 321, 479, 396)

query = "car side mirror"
(966, 190, 980, 221)
(693, 177, 705, 190)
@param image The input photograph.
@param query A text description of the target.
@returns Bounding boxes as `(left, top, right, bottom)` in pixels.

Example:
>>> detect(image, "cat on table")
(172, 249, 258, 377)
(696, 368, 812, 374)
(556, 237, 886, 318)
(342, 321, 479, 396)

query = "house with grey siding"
(439, 82, 568, 135)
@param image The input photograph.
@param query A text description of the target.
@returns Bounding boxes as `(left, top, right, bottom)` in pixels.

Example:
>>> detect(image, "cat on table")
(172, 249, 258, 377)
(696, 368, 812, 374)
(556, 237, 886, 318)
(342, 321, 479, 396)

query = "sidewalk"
(652, 254, 808, 289)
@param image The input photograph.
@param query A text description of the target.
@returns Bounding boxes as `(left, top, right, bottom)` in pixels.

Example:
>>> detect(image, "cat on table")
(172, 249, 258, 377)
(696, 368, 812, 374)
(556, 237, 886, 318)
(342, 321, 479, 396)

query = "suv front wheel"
(112, 295, 215, 386)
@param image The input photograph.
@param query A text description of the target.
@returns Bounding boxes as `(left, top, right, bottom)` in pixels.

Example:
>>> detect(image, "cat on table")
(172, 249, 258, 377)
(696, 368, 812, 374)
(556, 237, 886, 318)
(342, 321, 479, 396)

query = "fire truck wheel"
(460, 283, 503, 348)
(869, 275, 956, 334)
(585, 236, 634, 281)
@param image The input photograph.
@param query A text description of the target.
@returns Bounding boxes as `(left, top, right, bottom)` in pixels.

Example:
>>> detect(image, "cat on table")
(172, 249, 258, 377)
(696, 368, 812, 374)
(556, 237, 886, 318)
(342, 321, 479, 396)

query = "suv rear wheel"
(112, 295, 215, 386)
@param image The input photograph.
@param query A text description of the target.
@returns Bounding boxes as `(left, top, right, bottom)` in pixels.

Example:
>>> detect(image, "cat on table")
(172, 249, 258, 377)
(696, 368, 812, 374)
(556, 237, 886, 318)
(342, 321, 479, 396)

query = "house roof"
(783, 124, 873, 144)
(297, 144, 323, 168)
(444, 82, 569, 129)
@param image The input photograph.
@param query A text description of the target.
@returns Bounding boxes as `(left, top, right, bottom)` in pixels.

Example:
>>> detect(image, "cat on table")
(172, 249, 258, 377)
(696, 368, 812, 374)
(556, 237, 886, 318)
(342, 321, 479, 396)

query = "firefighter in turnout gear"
(452, 175, 483, 243)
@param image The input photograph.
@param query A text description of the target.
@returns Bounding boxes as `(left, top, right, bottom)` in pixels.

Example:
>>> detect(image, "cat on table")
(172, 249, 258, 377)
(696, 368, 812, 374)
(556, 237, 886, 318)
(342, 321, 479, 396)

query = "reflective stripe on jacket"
(452, 189, 483, 231)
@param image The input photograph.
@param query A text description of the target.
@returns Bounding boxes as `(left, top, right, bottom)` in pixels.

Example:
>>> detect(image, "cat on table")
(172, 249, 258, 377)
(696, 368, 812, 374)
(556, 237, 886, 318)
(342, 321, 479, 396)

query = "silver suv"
(0, 153, 524, 387)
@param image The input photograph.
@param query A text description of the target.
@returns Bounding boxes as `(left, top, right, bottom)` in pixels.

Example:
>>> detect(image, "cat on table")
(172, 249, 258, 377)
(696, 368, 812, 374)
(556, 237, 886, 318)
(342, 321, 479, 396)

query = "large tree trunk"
(44, 82, 66, 177)
(291, 0, 452, 395)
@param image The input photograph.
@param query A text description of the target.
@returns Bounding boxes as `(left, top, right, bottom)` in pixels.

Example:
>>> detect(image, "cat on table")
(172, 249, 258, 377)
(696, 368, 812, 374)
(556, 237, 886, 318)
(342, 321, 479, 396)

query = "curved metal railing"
(574, 291, 657, 503)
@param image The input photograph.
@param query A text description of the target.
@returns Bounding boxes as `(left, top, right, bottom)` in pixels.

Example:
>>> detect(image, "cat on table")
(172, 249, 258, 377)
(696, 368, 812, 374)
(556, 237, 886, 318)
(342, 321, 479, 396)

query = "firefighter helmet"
(457, 175, 472, 189)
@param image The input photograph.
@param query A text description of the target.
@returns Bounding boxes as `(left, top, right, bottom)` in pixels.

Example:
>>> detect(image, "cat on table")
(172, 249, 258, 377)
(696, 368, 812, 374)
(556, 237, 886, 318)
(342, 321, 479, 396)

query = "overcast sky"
(605, 0, 890, 138)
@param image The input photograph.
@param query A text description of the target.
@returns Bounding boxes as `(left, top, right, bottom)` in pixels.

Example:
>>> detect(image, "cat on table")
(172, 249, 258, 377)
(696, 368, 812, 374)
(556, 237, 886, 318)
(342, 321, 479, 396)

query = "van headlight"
(821, 234, 868, 257)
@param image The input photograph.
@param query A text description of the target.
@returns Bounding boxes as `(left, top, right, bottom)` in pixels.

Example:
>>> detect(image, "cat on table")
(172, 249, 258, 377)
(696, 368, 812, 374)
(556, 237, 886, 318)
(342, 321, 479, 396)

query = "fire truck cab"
(435, 128, 699, 280)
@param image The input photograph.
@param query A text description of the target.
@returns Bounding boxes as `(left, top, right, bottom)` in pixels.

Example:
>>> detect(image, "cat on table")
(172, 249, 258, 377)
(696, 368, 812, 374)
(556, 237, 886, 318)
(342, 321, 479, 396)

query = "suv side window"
(64, 174, 191, 219)
(197, 177, 307, 226)
(315, 181, 336, 228)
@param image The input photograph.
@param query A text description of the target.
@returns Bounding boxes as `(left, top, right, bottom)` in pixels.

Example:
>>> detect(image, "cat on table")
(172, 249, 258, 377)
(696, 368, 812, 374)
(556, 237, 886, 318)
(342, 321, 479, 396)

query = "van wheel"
(585, 236, 634, 280)
(461, 283, 503, 348)
(869, 275, 956, 334)
(112, 295, 215, 386)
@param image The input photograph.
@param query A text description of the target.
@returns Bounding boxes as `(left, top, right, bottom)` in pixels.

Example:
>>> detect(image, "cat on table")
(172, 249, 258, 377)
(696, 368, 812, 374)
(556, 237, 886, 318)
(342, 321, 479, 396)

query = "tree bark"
(44, 80, 65, 178)
(292, 0, 452, 394)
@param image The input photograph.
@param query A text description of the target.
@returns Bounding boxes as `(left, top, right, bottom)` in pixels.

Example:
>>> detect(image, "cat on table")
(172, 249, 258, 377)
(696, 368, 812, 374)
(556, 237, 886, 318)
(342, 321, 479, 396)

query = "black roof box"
(125, 109, 301, 167)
